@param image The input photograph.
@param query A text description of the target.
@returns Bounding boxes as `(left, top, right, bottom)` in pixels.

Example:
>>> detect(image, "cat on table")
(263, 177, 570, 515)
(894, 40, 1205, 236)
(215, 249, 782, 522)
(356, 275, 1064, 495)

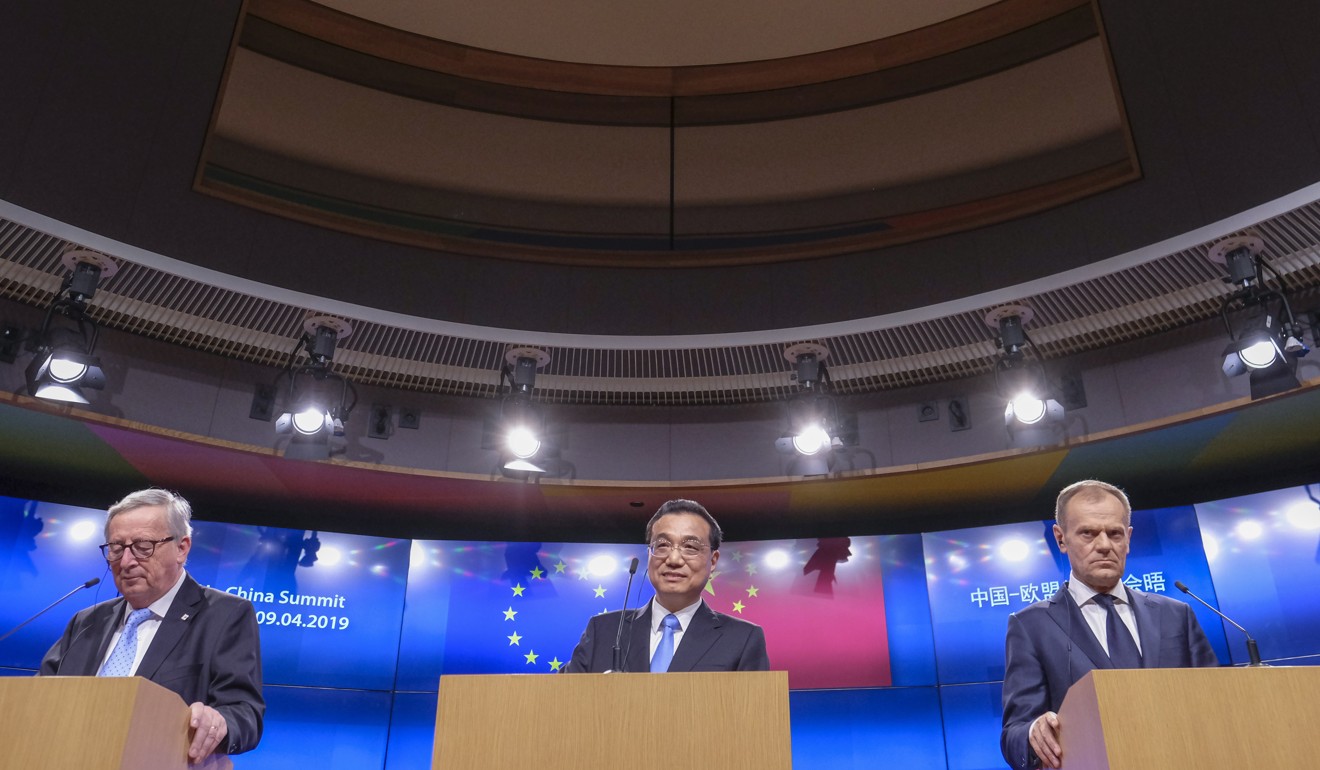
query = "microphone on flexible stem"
(1174, 580, 1264, 667)
(0, 577, 100, 644)
(609, 557, 640, 673)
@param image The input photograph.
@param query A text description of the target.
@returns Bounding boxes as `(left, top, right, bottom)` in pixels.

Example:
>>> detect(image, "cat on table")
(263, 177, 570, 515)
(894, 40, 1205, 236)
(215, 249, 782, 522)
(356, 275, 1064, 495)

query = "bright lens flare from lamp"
(1010, 394, 1047, 425)
(1234, 520, 1263, 541)
(1284, 503, 1320, 531)
(48, 356, 89, 383)
(291, 407, 328, 435)
(792, 425, 830, 455)
(998, 539, 1030, 562)
(317, 546, 343, 566)
(506, 426, 541, 459)
(69, 520, 99, 541)
(1238, 339, 1280, 369)
(762, 549, 791, 569)
(587, 554, 618, 577)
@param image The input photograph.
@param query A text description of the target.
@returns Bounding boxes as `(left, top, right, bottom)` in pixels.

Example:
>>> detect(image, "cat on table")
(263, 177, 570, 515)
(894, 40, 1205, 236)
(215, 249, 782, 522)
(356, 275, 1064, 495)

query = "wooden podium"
(0, 677, 202, 769)
(433, 671, 792, 769)
(1058, 667, 1320, 769)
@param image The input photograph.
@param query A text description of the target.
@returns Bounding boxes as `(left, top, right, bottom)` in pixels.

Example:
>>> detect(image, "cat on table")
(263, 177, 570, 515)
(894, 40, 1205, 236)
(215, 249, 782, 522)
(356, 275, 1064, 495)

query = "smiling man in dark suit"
(1000, 480, 1218, 770)
(566, 499, 769, 673)
(40, 489, 264, 763)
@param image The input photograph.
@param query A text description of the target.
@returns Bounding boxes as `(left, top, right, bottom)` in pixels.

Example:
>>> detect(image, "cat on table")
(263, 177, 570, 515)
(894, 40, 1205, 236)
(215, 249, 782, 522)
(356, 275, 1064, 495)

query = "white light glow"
(69, 520, 99, 541)
(506, 426, 541, 459)
(317, 546, 343, 566)
(1284, 503, 1320, 531)
(1239, 340, 1279, 369)
(762, 549, 791, 569)
(587, 554, 618, 577)
(998, 539, 1030, 562)
(1234, 520, 1263, 541)
(1201, 533, 1220, 563)
(1010, 394, 1047, 425)
(291, 408, 329, 435)
(48, 357, 88, 383)
(792, 425, 830, 455)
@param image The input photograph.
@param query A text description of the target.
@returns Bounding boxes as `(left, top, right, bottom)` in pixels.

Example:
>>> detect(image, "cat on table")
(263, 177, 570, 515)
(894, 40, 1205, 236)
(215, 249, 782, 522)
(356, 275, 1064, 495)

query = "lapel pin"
(180, 613, 190, 621)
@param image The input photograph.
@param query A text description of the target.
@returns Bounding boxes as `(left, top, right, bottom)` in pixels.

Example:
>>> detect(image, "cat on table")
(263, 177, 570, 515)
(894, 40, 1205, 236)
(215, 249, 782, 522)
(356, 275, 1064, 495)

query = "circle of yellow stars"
(503, 558, 576, 672)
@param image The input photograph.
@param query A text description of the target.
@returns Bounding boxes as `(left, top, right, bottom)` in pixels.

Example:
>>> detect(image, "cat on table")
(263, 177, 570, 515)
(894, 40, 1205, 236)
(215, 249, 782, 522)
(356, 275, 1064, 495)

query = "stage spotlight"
(494, 347, 556, 477)
(774, 343, 847, 475)
(25, 250, 118, 405)
(792, 423, 831, 456)
(506, 425, 542, 460)
(26, 347, 106, 404)
(1211, 235, 1309, 400)
(271, 316, 357, 460)
(986, 305, 1068, 433)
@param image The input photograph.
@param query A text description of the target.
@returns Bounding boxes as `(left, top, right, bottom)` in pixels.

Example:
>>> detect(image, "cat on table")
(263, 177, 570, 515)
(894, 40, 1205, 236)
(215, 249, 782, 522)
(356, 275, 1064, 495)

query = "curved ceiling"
(197, 0, 1135, 266)
(317, 0, 999, 65)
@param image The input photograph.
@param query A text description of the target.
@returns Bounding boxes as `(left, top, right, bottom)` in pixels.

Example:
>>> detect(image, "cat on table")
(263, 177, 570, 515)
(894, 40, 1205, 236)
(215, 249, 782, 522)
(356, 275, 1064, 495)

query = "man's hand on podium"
(1029, 711, 1063, 768)
(187, 702, 229, 763)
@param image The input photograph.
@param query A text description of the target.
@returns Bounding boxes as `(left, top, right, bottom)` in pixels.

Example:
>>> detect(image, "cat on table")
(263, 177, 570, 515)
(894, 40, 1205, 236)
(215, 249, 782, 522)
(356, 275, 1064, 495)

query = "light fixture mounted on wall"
(775, 343, 842, 475)
(1210, 234, 1309, 400)
(985, 305, 1067, 432)
(492, 346, 556, 476)
(273, 315, 357, 461)
(25, 249, 118, 404)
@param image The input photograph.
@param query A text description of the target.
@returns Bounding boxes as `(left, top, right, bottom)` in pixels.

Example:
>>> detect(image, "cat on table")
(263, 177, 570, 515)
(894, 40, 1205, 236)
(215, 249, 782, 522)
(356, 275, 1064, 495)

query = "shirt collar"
(123, 570, 188, 623)
(649, 596, 702, 632)
(1066, 571, 1130, 606)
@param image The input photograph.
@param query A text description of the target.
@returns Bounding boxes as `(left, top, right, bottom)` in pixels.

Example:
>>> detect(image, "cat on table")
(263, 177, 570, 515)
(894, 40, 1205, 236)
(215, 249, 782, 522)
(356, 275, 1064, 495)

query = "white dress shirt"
(647, 597, 702, 662)
(98, 570, 188, 674)
(1066, 572, 1143, 656)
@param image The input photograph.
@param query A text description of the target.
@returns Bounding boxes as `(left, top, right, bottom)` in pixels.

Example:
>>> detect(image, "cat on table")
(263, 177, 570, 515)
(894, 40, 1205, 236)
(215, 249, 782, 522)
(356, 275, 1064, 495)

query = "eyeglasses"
(99, 536, 175, 562)
(649, 540, 711, 560)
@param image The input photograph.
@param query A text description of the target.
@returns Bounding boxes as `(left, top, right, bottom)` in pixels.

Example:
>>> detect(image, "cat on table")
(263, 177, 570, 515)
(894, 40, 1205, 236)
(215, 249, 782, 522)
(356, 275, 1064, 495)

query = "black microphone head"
(628, 557, 639, 574)
(1174, 580, 1190, 593)
(83, 577, 101, 588)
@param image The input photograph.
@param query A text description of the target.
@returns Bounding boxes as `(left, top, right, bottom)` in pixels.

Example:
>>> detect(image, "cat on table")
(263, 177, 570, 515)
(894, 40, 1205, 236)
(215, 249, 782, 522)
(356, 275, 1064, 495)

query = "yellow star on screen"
(511, 584, 526, 597)
(549, 658, 563, 671)
(744, 563, 758, 575)
(594, 585, 607, 598)
(554, 561, 567, 573)
(746, 586, 759, 598)
(732, 600, 745, 614)
(503, 607, 517, 621)
(507, 632, 522, 646)
(530, 567, 544, 580)
(704, 579, 716, 596)
(577, 568, 590, 581)
(729, 550, 743, 562)
(525, 650, 539, 664)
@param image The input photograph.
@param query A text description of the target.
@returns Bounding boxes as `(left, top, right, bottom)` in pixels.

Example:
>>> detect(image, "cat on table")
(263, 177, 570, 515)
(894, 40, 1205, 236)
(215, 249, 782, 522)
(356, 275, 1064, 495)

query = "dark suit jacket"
(40, 573, 264, 754)
(1000, 585, 1217, 770)
(564, 600, 769, 673)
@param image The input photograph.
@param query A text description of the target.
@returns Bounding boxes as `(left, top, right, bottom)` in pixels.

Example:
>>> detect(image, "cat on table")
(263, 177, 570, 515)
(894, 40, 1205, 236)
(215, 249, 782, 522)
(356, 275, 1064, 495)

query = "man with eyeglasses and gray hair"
(566, 499, 769, 673)
(40, 489, 264, 763)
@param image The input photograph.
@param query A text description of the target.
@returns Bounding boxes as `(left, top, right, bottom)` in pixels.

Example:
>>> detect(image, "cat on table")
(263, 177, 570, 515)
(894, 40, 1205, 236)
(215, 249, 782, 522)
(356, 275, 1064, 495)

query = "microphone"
(609, 557, 640, 673)
(1174, 580, 1264, 667)
(0, 577, 101, 644)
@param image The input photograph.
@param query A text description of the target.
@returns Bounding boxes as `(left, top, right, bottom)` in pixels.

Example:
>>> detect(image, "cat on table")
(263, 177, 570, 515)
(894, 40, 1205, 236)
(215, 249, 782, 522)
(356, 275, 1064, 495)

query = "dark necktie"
(1094, 593, 1142, 668)
(650, 614, 679, 673)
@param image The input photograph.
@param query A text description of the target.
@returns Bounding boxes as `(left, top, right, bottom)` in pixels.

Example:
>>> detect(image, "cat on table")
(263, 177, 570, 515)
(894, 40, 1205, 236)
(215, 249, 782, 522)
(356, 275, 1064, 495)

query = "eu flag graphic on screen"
(402, 536, 892, 690)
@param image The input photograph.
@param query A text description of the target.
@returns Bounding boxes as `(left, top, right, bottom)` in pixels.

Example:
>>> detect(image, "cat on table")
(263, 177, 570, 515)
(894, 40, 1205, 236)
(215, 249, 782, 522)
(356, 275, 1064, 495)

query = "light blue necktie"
(98, 608, 154, 677)
(650, 613, 680, 673)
